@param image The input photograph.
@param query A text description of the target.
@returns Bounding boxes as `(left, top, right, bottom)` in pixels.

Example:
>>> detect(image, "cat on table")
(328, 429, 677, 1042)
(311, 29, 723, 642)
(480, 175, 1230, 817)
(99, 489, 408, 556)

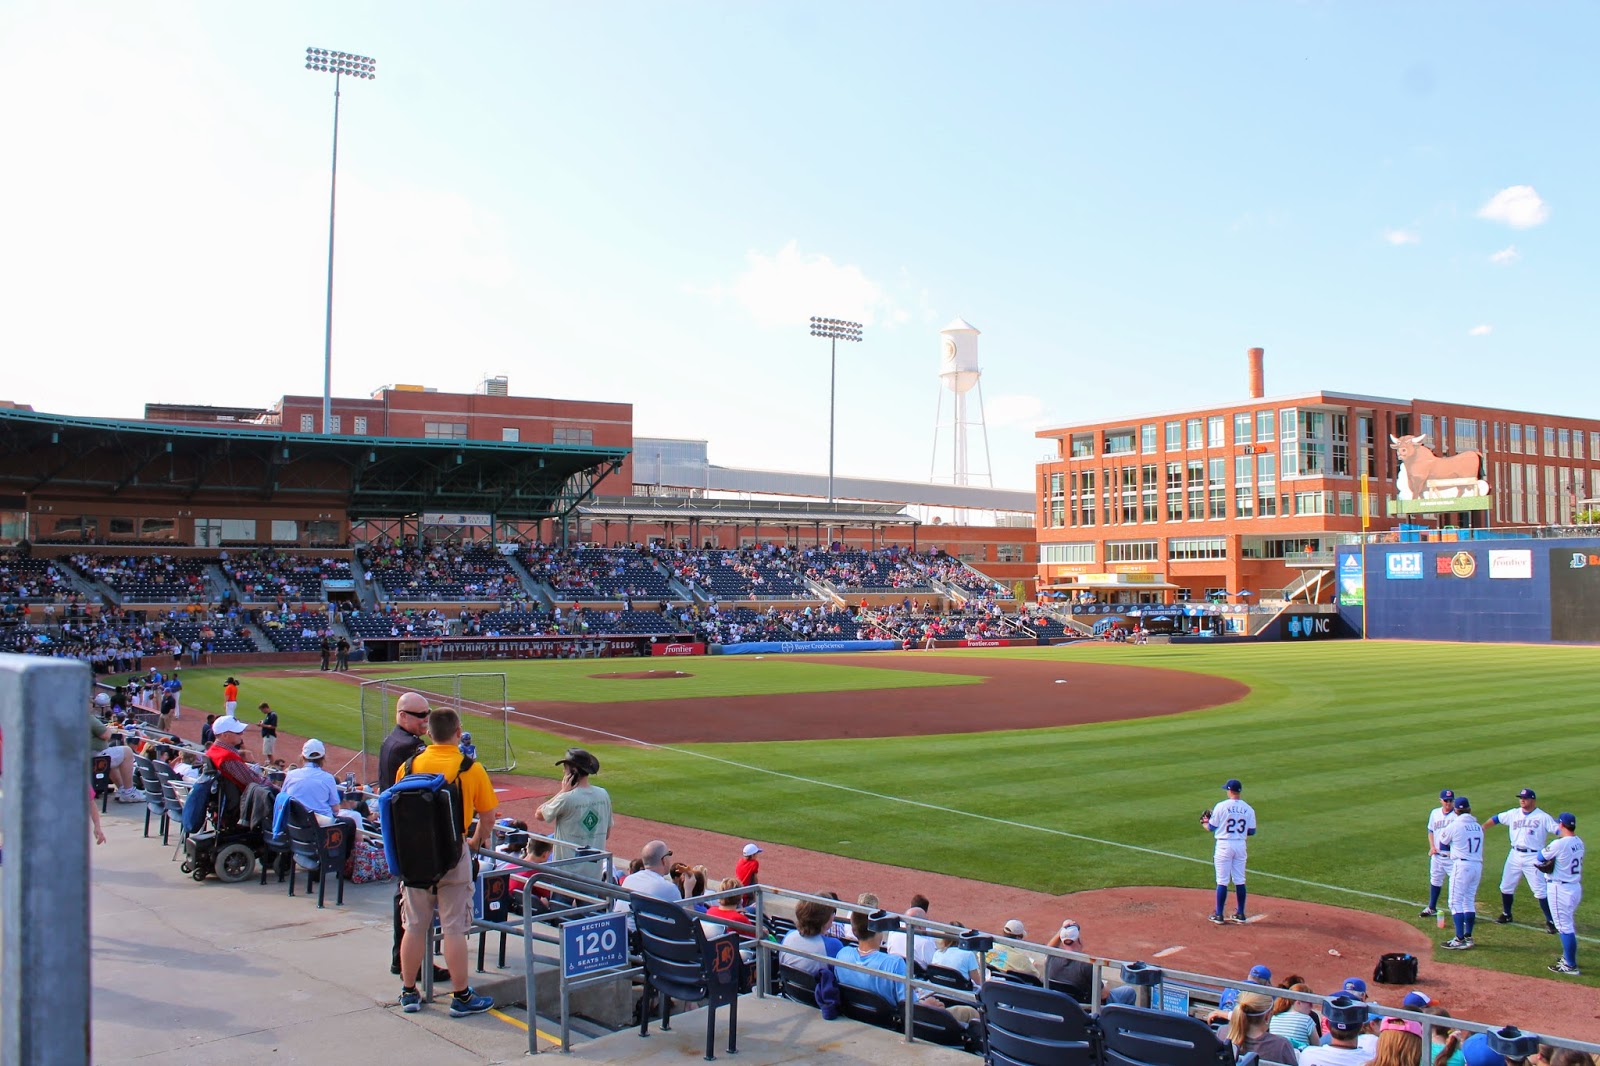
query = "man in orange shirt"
(395, 706, 498, 1018)
(222, 677, 239, 716)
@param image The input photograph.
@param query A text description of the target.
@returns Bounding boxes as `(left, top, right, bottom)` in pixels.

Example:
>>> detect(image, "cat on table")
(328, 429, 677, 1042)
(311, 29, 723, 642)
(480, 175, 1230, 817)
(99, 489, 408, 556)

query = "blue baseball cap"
(1224, 779, 1243, 792)
(1247, 964, 1272, 983)
(1402, 991, 1433, 1009)
(1454, 796, 1471, 811)
(1440, 789, 1454, 801)
(1341, 977, 1367, 997)
(1517, 788, 1536, 800)
(1462, 1033, 1505, 1066)
(1559, 812, 1577, 830)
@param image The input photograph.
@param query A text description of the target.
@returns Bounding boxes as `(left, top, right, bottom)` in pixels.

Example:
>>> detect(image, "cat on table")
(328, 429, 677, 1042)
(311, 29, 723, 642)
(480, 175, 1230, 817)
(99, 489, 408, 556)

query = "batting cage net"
(357, 672, 514, 780)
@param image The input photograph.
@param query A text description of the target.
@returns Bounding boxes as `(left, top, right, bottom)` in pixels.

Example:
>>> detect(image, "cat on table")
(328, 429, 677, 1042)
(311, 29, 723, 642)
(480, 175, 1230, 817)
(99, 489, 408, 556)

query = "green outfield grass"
(169, 642, 1600, 984)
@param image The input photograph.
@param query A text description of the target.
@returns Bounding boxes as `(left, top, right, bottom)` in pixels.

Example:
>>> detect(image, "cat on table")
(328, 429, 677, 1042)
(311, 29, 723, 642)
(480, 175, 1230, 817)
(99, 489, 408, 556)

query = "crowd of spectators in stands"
(69, 552, 213, 603)
(797, 547, 931, 591)
(223, 548, 351, 602)
(522, 544, 673, 600)
(359, 539, 529, 603)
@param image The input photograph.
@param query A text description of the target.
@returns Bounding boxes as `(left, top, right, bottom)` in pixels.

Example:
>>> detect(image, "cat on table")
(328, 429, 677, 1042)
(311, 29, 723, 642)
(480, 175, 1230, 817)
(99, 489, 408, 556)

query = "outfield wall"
(1337, 536, 1600, 643)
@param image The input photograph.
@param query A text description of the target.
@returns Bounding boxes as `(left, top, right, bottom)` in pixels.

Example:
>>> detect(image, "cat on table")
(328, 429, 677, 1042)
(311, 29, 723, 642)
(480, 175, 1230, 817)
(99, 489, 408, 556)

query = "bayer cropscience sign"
(561, 911, 629, 978)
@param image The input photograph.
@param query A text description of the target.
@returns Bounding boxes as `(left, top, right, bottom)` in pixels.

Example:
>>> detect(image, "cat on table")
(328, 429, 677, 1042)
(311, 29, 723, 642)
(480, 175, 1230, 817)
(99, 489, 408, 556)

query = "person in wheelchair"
(205, 716, 268, 798)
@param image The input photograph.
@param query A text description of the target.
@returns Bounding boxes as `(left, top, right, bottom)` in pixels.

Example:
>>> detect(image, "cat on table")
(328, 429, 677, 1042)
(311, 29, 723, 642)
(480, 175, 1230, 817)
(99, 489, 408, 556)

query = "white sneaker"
(115, 788, 142, 803)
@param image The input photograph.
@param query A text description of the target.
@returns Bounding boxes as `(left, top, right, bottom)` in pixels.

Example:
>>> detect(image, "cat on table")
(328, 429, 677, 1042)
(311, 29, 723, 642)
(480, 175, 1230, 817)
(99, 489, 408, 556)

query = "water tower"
(931, 317, 993, 486)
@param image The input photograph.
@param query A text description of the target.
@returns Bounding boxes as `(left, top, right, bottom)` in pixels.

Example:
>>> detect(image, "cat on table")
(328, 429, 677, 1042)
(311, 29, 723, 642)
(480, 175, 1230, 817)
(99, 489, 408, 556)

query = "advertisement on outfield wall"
(1338, 552, 1364, 605)
(1550, 548, 1600, 642)
(1386, 552, 1424, 579)
(651, 642, 706, 656)
(1489, 549, 1532, 579)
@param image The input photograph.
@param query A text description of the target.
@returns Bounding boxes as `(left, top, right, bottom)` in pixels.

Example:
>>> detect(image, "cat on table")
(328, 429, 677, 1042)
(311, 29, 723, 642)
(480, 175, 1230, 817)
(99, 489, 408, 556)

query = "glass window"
(1338, 492, 1355, 516)
(1421, 414, 1435, 444)
(1257, 453, 1277, 517)
(1256, 410, 1275, 442)
(1545, 427, 1557, 457)
(1166, 462, 1184, 522)
(1041, 543, 1095, 563)
(299, 414, 314, 432)
(1591, 432, 1600, 459)
(1141, 464, 1158, 522)
(1207, 416, 1225, 448)
(1165, 421, 1182, 451)
(425, 422, 469, 439)
(1575, 430, 1585, 461)
(502, 427, 520, 442)
(108, 516, 135, 537)
(140, 518, 176, 541)
(553, 427, 594, 446)
(1234, 412, 1252, 445)
(1186, 419, 1203, 450)
(353, 416, 368, 435)
(328, 414, 341, 433)
(1105, 429, 1136, 455)
(1141, 424, 1157, 454)
(1048, 472, 1065, 528)
(1070, 433, 1095, 459)
(1168, 536, 1227, 560)
(1106, 541, 1159, 562)
(1187, 460, 1205, 519)
(1510, 424, 1523, 453)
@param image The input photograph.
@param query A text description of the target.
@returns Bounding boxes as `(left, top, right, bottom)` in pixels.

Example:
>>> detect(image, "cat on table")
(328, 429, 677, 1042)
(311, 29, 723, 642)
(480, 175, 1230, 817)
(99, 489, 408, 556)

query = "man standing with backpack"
(392, 706, 498, 1017)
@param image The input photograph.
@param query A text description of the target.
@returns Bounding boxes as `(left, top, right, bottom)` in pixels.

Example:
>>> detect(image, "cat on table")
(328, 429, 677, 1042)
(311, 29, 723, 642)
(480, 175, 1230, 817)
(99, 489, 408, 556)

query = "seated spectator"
(200, 714, 217, 746)
(204, 716, 268, 794)
(929, 923, 983, 988)
(616, 840, 680, 928)
(1423, 1007, 1467, 1066)
(882, 905, 935, 971)
(281, 739, 351, 826)
(986, 918, 1041, 981)
(1371, 1018, 1424, 1066)
(1216, 963, 1272, 1015)
(1227, 991, 1300, 1066)
(670, 862, 708, 905)
(90, 694, 139, 802)
(1300, 997, 1371, 1066)
(700, 878, 751, 939)
(1268, 983, 1321, 1050)
(836, 911, 978, 1027)
(779, 898, 840, 975)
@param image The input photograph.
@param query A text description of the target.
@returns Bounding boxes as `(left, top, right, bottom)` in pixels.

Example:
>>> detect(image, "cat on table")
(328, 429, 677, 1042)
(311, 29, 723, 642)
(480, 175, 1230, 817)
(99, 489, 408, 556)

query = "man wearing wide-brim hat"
(536, 748, 612, 879)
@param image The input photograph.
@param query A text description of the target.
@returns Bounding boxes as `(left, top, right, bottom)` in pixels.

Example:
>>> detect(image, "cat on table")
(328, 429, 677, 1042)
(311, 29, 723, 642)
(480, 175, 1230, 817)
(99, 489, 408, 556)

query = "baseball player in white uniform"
(1421, 788, 1457, 918)
(1203, 778, 1256, 925)
(1539, 812, 1584, 975)
(1439, 795, 1484, 949)
(1484, 788, 1561, 932)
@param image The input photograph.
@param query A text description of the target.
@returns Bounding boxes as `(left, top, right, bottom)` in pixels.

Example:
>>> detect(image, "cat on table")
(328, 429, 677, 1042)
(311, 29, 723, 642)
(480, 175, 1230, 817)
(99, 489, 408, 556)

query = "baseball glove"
(1201, 809, 1212, 823)
(1534, 855, 1557, 875)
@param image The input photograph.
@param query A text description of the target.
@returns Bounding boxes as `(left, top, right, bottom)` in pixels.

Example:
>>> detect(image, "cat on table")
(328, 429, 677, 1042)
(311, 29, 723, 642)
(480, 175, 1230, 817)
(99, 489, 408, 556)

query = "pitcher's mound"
(590, 670, 694, 680)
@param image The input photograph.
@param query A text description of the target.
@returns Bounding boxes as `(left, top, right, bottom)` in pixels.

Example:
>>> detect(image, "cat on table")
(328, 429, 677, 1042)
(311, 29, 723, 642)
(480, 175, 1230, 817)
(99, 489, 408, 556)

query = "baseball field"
(168, 640, 1599, 986)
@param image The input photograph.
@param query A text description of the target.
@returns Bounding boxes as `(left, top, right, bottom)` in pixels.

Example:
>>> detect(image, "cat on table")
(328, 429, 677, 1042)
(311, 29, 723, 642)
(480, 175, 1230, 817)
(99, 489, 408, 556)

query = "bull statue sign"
(1390, 434, 1490, 501)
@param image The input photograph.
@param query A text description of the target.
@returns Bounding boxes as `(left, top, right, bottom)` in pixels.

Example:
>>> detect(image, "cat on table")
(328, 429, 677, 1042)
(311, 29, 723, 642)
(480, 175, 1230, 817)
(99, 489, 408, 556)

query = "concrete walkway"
(86, 802, 969, 1064)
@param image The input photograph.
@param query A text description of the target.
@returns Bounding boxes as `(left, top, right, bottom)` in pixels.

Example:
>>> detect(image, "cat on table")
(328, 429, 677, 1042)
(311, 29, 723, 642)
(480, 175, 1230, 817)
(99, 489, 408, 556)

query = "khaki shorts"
(401, 845, 474, 937)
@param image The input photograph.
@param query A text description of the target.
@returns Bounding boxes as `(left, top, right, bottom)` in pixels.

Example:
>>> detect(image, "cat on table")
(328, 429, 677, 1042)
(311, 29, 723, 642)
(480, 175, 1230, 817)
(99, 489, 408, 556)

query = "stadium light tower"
(808, 317, 863, 507)
(305, 47, 377, 434)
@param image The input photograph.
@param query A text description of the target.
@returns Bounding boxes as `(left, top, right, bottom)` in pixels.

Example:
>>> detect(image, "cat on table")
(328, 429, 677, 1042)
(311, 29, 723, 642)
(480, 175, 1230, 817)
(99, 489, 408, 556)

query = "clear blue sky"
(3, 2, 1594, 489)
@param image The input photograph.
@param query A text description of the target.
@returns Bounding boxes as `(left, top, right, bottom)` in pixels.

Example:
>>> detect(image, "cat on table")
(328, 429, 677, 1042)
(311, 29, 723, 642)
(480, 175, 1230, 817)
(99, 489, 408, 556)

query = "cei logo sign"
(1386, 552, 1424, 580)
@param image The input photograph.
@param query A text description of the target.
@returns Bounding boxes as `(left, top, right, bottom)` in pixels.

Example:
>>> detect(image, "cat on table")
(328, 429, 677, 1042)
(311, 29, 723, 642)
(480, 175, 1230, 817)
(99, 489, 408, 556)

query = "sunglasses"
(400, 709, 429, 719)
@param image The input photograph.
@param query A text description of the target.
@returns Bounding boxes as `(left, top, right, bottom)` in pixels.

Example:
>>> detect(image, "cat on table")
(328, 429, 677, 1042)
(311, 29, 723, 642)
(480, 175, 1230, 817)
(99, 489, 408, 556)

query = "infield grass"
(172, 641, 1600, 984)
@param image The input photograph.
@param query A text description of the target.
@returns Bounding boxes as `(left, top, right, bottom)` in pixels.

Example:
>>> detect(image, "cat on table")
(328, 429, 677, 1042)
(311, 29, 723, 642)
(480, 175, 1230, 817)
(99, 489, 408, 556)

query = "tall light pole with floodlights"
(809, 317, 863, 508)
(304, 47, 376, 434)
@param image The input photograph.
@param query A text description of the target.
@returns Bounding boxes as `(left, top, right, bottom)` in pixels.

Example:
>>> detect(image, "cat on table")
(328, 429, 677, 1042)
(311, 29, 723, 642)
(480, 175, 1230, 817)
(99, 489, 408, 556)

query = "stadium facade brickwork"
(1034, 350, 1600, 604)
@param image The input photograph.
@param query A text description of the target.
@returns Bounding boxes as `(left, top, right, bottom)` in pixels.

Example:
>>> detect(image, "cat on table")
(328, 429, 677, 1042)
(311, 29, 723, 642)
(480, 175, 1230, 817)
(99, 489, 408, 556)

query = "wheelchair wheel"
(214, 843, 256, 883)
(180, 861, 194, 874)
(192, 867, 208, 882)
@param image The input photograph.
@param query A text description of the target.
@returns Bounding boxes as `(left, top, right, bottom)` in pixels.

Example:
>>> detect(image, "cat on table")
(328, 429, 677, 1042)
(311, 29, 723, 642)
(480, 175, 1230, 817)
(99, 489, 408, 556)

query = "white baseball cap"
(1059, 922, 1081, 942)
(94, 692, 111, 706)
(742, 843, 763, 857)
(211, 716, 247, 736)
(301, 739, 326, 760)
(1003, 919, 1026, 937)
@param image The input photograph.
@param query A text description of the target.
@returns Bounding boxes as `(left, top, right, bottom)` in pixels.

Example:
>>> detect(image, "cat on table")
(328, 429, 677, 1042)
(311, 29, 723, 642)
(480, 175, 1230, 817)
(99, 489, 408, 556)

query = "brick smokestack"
(1247, 347, 1264, 399)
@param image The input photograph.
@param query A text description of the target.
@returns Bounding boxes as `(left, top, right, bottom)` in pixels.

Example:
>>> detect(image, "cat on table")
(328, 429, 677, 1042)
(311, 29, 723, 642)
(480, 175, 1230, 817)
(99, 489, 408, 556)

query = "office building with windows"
(1034, 349, 1600, 603)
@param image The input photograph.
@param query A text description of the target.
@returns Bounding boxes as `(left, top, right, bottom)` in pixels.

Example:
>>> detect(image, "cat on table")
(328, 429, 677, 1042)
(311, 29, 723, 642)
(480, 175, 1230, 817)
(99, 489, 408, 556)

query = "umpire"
(379, 692, 449, 983)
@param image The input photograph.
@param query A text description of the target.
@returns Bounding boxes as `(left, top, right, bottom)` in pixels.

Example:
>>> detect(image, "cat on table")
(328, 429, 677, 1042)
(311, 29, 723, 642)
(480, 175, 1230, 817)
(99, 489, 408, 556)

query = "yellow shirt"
(396, 743, 498, 833)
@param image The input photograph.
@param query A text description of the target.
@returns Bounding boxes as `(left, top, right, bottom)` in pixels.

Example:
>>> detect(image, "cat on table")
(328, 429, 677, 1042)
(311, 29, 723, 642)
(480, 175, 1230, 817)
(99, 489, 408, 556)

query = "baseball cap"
(1402, 991, 1433, 1010)
(1454, 796, 1471, 811)
(301, 739, 326, 760)
(1461, 1033, 1506, 1066)
(1247, 964, 1272, 983)
(1439, 789, 1454, 801)
(94, 692, 111, 706)
(1059, 922, 1081, 942)
(1382, 1019, 1424, 1038)
(211, 716, 247, 735)
(1559, 812, 1577, 830)
(1003, 919, 1026, 937)
(1340, 977, 1367, 997)
(1517, 788, 1536, 800)
(1224, 778, 1243, 792)
(1324, 995, 1368, 1033)
(742, 843, 763, 857)
(556, 748, 600, 775)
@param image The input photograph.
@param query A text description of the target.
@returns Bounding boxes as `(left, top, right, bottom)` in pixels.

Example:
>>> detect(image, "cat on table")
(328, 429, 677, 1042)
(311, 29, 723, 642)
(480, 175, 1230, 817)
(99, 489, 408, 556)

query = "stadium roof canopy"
(0, 408, 628, 521)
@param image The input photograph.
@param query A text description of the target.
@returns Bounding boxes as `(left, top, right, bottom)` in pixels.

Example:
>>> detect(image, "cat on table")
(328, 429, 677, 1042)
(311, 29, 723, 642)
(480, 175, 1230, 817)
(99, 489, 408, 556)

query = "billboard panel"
(1549, 548, 1600, 642)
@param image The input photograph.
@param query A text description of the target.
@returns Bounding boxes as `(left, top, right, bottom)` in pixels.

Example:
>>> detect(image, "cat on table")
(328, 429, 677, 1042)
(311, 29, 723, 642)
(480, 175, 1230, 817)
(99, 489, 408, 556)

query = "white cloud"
(693, 241, 907, 329)
(1477, 185, 1549, 229)
(1468, 324, 1493, 336)
(1384, 228, 1421, 246)
(1490, 245, 1520, 265)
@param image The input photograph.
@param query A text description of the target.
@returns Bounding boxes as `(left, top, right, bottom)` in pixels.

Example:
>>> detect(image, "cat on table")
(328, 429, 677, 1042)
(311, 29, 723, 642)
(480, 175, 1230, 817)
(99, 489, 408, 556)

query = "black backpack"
(1373, 952, 1418, 984)
(380, 753, 475, 890)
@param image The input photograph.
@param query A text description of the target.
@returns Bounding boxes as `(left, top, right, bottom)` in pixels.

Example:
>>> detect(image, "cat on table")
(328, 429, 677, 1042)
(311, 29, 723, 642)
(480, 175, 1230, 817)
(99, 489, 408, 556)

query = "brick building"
(1034, 349, 1600, 603)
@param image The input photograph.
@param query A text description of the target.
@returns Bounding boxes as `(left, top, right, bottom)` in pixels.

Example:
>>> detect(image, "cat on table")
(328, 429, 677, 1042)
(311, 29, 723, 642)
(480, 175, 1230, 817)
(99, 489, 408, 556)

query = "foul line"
(487, 1007, 561, 1046)
(474, 698, 1600, 945)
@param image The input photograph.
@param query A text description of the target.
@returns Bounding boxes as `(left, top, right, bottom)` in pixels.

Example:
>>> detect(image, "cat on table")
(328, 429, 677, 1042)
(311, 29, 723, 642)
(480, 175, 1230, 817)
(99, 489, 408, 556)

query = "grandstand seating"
(359, 542, 528, 603)
(660, 547, 811, 599)
(71, 553, 213, 603)
(525, 545, 675, 600)
(0, 551, 74, 602)
(919, 554, 1011, 597)
(795, 549, 933, 592)
(256, 609, 335, 652)
(223, 549, 351, 602)
(163, 620, 257, 655)
(345, 609, 445, 639)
